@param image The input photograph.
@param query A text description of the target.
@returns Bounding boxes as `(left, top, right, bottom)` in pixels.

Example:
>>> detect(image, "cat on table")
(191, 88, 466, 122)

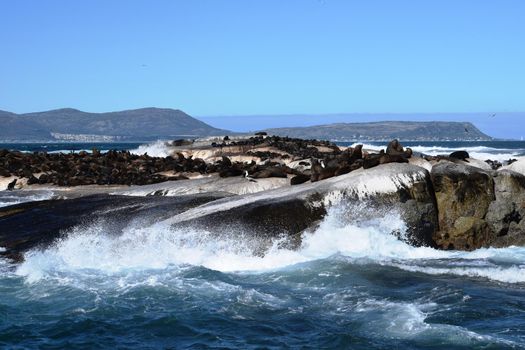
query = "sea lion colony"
(0, 135, 510, 188)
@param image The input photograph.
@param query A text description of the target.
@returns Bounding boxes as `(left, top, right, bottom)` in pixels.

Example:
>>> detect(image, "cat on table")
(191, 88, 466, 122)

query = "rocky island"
(1, 134, 524, 263)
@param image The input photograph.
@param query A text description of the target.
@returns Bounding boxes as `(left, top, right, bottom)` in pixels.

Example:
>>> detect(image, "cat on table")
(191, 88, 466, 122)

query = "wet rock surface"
(1, 136, 524, 259)
(0, 193, 230, 262)
(0, 163, 437, 262)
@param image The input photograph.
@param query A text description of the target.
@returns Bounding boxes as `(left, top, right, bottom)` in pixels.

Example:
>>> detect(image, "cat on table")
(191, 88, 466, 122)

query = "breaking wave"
(0, 190, 55, 208)
(15, 205, 525, 285)
(3, 203, 524, 348)
(129, 140, 173, 157)
(354, 143, 525, 162)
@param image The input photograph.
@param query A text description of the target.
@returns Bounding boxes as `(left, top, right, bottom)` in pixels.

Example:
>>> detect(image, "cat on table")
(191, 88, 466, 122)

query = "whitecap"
(130, 140, 172, 157)
(15, 203, 525, 284)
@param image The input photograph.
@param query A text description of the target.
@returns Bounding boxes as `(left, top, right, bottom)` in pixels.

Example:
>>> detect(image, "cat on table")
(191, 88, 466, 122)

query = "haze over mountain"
(0, 108, 228, 142)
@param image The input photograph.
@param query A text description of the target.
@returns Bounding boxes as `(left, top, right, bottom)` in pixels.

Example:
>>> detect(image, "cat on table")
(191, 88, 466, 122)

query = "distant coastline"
(1, 107, 497, 142)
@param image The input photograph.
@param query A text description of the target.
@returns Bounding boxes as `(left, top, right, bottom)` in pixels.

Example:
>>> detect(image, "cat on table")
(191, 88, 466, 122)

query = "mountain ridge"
(0, 108, 494, 142)
(0, 107, 229, 142)
(263, 121, 492, 141)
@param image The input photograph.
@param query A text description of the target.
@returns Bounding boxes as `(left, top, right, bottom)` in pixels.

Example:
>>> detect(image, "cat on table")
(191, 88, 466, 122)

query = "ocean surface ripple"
(0, 204, 524, 349)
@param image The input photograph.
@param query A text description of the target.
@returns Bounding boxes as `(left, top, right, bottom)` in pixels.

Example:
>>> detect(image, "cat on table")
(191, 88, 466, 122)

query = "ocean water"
(1, 140, 525, 349)
(2, 140, 525, 161)
(341, 141, 525, 163)
(0, 142, 144, 154)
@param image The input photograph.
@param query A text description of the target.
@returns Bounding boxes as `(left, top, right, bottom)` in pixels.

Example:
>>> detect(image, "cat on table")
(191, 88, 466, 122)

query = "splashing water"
(129, 140, 173, 157)
(352, 142, 525, 162)
(15, 204, 525, 285)
(2, 204, 525, 348)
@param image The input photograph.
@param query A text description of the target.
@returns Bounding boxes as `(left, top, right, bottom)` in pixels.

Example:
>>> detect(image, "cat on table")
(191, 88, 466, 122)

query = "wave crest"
(13, 203, 525, 285)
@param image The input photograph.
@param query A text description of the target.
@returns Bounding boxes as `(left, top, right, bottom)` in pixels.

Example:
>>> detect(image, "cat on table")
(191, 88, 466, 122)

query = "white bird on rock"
(244, 171, 257, 182)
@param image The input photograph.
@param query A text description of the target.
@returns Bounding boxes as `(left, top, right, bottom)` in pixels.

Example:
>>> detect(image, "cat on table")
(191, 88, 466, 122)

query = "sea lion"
(172, 139, 193, 147)
(221, 156, 232, 167)
(290, 173, 310, 185)
(349, 144, 363, 163)
(386, 139, 404, 156)
(485, 159, 502, 170)
(6, 178, 17, 191)
(363, 151, 384, 169)
(252, 166, 288, 179)
(449, 151, 470, 161)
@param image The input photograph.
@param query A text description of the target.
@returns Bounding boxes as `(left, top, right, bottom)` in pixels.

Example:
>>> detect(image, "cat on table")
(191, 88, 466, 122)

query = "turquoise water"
(1, 141, 525, 349)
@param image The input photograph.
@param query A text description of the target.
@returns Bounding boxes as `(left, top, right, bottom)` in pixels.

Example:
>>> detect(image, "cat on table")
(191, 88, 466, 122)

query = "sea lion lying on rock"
(252, 166, 289, 179)
(172, 139, 194, 147)
(449, 150, 470, 161)
(290, 173, 310, 185)
(485, 159, 502, 170)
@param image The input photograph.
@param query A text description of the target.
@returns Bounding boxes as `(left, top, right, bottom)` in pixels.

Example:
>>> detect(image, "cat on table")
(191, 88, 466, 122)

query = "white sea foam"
(15, 204, 525, 284)
(130, 140, 172, 157)
(409, 145, 523, 162)
(0, 190, 55, 208)
(351, 143, 524, 162)
(374, 299, 518, 346)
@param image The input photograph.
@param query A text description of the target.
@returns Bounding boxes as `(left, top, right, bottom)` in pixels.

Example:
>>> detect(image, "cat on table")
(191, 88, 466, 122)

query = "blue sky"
(1, 0, 524, 137)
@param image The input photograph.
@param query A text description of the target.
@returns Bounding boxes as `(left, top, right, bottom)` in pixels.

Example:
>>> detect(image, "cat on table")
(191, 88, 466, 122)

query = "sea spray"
(15, 203, 525, 284)
(3, 203, 524, 348)
(0, 190, 55, 208)
(351, 143, 524, 162)
(130, 140, 173, 157)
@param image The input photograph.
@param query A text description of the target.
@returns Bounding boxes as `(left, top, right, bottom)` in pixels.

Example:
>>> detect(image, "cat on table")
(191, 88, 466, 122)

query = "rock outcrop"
(0, 136, 415, 189)
(431, 162, 525, 250)
(0, 163, 438, 262)
(1, 136, 524, 260)
(0, 193, 230, 262)
(486, 170, 525, 247)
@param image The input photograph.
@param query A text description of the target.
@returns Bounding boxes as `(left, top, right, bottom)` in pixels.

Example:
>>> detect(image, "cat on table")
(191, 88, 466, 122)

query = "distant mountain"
(264, 121, 492, 141)
(0, 108, 229, 142)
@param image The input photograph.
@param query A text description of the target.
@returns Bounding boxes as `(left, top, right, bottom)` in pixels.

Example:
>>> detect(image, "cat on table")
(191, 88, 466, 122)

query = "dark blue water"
(1, 140, 525, 349)
(0, 142, 143, 153)
(2, 140, 525, 159)
(338, 141, 525, 161)
(2, 258, 525, 349)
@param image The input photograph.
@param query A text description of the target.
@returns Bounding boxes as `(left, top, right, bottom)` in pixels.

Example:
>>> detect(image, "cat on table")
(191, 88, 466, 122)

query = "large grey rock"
(0, 164, 440, 263)
(163, 163, 439, 248)
(486, 170, 525, 247)
(430, 162, 495, 250)
(430, 163, 525, 250)
(0, 193, 230, 262)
